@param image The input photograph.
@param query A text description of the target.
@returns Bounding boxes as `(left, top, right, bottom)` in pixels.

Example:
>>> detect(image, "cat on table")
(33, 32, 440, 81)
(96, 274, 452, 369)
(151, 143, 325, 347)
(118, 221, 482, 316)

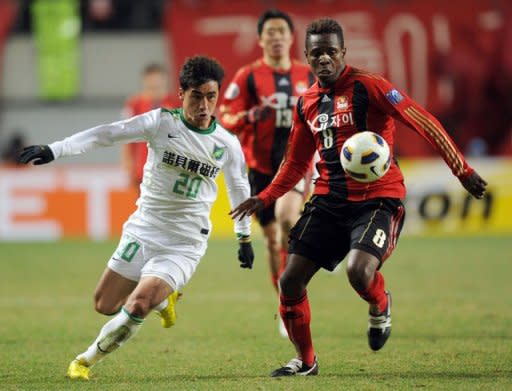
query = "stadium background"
(0, 1, 511, 390)
(1, 0, 511, 240)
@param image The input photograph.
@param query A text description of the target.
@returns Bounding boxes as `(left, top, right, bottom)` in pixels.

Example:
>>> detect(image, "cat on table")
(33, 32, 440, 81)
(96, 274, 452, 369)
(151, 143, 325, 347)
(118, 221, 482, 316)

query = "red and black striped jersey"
(219, 58, 314, 176)
(259, 65, 474, 206)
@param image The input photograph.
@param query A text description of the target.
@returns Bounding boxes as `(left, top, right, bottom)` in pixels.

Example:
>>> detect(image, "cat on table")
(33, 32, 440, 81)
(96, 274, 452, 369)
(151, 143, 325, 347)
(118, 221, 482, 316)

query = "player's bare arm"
(230, 196, 264, 221)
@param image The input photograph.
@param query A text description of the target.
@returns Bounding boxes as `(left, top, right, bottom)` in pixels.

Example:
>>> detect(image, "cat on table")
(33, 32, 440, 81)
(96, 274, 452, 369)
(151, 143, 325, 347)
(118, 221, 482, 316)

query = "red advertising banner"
(164, 0, 512, 156)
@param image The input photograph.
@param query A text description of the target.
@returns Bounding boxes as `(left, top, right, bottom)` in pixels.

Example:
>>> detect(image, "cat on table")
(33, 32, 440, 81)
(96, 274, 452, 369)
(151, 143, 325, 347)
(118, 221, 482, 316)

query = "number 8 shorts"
(288, 195, 405, 271)
(107, 230, 207, 291)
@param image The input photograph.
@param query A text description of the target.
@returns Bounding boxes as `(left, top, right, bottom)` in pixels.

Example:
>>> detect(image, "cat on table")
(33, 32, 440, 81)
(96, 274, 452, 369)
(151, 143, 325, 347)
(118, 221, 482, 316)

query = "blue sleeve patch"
(385, 89, 404, 105)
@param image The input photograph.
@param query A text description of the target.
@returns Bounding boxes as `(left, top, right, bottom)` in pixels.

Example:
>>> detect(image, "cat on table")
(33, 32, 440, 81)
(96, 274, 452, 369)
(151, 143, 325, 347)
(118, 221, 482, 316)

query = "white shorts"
(107, 231, 207, 291)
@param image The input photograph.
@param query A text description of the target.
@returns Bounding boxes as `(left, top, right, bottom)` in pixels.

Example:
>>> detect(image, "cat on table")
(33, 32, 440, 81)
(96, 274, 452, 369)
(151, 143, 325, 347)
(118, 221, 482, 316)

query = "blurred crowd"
(13, 0, 165, 32)
(428, 6, 512, 157)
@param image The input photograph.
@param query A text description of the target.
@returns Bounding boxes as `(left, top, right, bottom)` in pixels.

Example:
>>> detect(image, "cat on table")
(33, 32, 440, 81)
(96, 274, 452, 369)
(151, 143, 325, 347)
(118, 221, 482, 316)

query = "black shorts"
(288, 195, 405, 271)
(248, 169, 308, 227)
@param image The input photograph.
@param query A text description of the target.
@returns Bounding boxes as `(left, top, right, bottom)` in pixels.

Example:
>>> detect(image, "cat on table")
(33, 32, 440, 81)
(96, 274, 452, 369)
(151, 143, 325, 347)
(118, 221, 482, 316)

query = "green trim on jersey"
(162, 107, 216, 134)
(161, 107, 181, 118)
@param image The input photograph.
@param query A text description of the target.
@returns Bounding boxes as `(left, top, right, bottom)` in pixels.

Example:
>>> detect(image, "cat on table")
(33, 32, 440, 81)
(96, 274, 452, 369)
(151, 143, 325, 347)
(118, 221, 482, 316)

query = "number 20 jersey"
(49, 108, 251, 244)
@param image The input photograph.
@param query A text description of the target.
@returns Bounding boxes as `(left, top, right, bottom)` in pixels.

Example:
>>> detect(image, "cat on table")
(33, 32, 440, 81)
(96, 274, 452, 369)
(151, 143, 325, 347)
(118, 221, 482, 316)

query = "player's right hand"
(460, 171, 487, 199)
(246, 105, 274, 123)
(229, 196, 264, 221)
(18, 145, 55, 165)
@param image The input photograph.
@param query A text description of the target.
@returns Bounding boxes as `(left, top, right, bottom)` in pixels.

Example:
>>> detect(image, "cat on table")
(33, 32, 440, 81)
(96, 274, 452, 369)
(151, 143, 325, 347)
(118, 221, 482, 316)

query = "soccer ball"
(340, 131, 391, 183)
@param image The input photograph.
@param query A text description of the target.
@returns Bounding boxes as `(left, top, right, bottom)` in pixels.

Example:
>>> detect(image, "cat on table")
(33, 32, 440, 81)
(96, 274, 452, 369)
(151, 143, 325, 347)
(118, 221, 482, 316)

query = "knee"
(94, 293, 119, 316)
(278, 270, 305, 298)
(124, 294, 151, 318)
(346, 258, 376, 291)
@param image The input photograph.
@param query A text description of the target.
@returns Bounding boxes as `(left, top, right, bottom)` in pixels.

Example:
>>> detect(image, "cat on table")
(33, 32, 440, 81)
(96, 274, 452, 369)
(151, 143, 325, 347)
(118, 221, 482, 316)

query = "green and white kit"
(49, 108, 251, 289)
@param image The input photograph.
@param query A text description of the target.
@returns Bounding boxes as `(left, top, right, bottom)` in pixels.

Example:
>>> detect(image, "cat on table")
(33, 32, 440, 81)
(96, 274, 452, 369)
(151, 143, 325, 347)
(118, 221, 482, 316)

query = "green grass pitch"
(1, 236, 511, 390)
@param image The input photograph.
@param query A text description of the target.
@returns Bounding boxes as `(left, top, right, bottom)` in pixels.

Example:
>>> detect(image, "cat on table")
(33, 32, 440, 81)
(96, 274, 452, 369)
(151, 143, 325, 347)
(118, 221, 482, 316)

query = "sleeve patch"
(224, 83, 240, 100)
(385, 89, 404, 105)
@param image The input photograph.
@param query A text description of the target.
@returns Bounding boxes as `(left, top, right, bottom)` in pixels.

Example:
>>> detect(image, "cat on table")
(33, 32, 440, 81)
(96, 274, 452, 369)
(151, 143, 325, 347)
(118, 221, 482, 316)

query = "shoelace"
(284, 358, 303, 372)
(369, 313, 391, 329)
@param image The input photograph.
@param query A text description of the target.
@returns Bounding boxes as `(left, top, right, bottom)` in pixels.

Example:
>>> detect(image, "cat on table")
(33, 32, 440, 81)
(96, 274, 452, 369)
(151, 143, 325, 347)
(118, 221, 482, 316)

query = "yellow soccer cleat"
(157, 290, 181, 328)
(67, 358, 90, 380)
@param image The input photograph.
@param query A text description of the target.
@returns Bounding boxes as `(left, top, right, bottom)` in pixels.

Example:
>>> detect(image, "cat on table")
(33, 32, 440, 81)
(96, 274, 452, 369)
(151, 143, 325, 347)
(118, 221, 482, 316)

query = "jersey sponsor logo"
(336, 95, 349, 110)
(224, 82, 240, 99)
(295, 81, 308, 94)
(161, 150, 221, 179)
(307, 112, 354, 132)
(260, 92, 297, 109)
(385, 89, 404, 105)
(212, 145, 225, 160)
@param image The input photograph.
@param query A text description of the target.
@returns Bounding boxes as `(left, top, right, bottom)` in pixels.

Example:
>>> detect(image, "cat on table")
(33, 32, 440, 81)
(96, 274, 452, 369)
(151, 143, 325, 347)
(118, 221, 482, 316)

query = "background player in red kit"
(122, 63, 177, 187)
(231, 18, 487, 376)
(219, 10, 314, 333)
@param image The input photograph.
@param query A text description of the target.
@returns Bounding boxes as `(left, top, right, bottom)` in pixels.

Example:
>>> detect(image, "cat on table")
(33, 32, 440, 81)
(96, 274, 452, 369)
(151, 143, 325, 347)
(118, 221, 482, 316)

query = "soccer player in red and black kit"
(231, 18, 487, 376)
(219, 9, 314, 335)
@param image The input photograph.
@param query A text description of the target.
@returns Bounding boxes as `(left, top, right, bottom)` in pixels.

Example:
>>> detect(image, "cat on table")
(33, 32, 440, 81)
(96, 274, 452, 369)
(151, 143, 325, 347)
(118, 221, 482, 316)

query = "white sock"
(77, 307, 144, 366)
(153, 298, 169, 312)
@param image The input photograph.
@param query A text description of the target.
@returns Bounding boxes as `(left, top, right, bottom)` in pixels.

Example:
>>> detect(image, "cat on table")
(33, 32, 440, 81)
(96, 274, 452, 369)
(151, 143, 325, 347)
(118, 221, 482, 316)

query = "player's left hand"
(229, 196, 264, 221)
(18, 145, 55, 165)
(460, 171, 487, 199)
(238, 240, 254, 269)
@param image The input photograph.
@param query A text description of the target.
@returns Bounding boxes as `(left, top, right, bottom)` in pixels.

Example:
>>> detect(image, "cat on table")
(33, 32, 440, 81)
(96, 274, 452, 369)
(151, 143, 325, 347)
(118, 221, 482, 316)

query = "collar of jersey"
(259, 58, 292, 74)
(179, 108, 216, 135)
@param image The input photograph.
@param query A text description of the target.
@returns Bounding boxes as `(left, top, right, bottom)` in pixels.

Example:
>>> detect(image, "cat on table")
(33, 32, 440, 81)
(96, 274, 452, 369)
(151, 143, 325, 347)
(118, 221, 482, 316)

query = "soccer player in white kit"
(19, 56, 254, 380)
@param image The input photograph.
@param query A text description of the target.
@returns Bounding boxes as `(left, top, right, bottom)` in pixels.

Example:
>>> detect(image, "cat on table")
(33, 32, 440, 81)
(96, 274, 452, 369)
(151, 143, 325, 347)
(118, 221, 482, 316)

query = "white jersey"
(49, 108, 251, 245)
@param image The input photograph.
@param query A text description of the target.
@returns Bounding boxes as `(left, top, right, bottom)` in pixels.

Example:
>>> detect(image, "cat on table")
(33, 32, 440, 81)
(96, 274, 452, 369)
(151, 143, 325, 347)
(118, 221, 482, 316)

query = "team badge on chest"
(295, 81, 308, 94)
(212, 145, 225, 161)
(336, 96, 349, 110)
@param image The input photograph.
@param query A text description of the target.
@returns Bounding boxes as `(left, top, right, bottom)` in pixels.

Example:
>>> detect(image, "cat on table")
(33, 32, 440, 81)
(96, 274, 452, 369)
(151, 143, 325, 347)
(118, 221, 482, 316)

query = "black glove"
(238, 241, 254, 269)
(246, 105, 274, 124)
(18, 145, 55, 165)
(459, 170, 487, 199)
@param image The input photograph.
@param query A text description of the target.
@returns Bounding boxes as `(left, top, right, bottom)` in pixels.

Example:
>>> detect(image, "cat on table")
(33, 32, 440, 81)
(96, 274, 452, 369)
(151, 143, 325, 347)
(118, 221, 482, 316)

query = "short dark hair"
(305, 18, 344, 49)
(257, 8, 294, 35)
(179, 56, 225, 90)
(143, 63, 167, 75)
